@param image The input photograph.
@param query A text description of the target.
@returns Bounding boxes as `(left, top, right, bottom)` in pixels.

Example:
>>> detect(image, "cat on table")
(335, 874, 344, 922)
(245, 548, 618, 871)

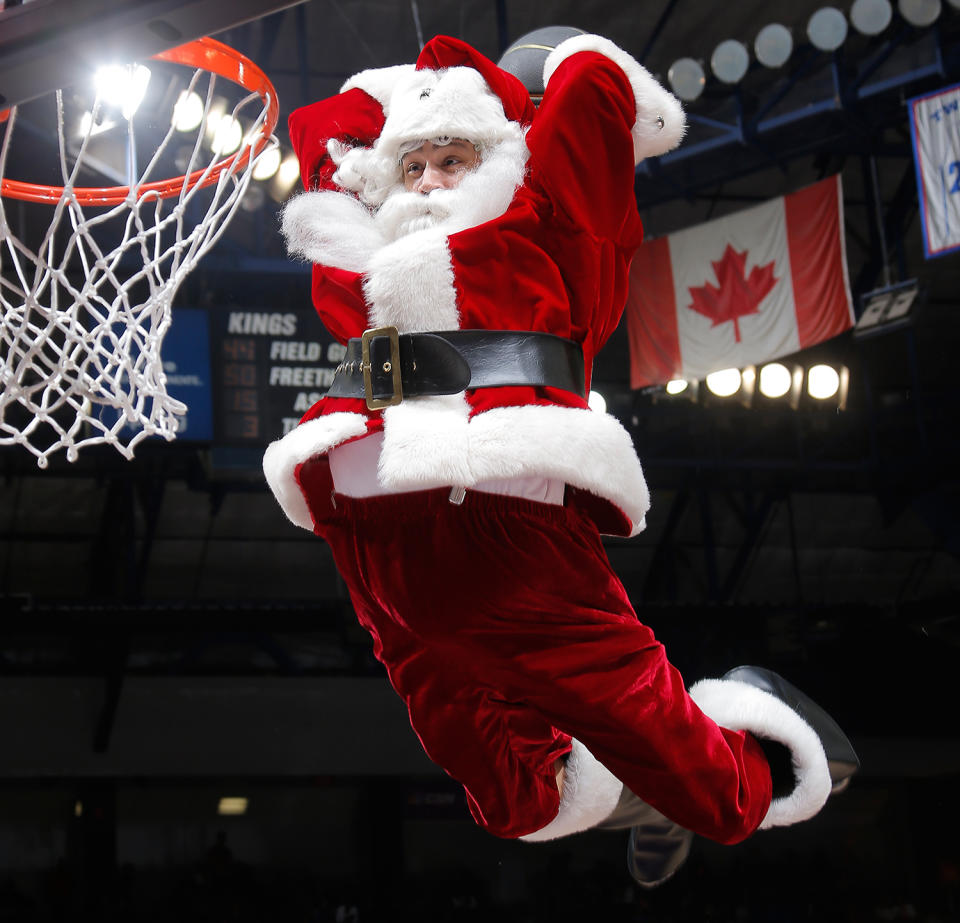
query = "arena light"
(711, 39, 750, 84)
(668, 57, 706, 101)
(210, 114, 242, 155)
(277, 154, 301, 189)
(204, 98, 228, 138)
(807, 363, 849, 409)
(217, 797, 248, 816)
(77, 110, 116, 138)
(588, 389, 607, 414)
(239, 183, 266, 212)
(851, 0, 894, 34)
(759, 362, 792, 398)
(252, 145, 281, 181)
(755, 24, 794, 68)
(705, 367, 742, 397)
(758, 362, 804, 408)
(94, 63, 151, 119)
(807, 7, 849, 51)
(898, 0, 942, 27)
(657, 378, 700, 404)
(172, 89, 204, 132)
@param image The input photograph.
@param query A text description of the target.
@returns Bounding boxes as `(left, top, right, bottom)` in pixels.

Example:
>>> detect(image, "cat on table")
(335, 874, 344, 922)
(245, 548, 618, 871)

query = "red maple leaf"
(686, 244, 778, 342)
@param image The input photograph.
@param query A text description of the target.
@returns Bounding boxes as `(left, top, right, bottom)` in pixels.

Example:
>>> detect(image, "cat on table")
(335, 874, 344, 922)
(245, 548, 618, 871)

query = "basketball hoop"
(0, 36, 280, 467)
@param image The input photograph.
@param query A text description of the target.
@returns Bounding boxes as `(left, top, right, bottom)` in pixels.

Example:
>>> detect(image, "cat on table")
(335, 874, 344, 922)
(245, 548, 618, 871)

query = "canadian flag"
(627, 175, 855, 388)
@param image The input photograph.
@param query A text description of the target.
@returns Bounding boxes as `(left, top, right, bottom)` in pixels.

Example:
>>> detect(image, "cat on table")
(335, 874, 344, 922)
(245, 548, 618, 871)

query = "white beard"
(374, 185, 468, 240)
(374, 129, 528, 242)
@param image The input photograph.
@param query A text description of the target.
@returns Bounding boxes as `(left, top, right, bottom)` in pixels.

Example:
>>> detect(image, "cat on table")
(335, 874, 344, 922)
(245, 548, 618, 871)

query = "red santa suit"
(263, 34, 833, 844)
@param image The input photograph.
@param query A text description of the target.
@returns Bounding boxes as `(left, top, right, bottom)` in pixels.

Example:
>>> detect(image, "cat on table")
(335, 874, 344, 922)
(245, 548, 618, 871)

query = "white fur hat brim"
(376, 66, 513, 167)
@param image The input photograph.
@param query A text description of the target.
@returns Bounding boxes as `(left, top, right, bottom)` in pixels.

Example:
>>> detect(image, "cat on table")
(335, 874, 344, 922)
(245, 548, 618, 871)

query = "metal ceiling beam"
(638, 0, 683, 65)
(638, 27, 959, 202)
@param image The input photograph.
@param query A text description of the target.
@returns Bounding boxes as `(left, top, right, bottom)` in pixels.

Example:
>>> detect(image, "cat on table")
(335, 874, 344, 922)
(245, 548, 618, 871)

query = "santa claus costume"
(263, 32, 857, 868)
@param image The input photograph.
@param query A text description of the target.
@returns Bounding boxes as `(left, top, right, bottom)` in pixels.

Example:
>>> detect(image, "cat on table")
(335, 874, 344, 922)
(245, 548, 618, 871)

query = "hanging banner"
(627, 175, 854, 388)
(908, 82, 960, 260)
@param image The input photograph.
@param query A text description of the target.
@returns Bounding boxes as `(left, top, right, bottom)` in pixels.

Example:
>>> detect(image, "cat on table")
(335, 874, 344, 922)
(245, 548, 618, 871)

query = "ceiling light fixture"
(807, 7, 849, 51)
(755, 24, 793, 68)
(172, 89, 204, 132)
(588, 390, 607, 414)
(705, 367, 742, 397)
(711, 39, 750, 84)
(217, 797, 248, 816)
(252, 146, 281, 181)
(667, 57, 706, 101)
(210, 114, 242, 155)
(850, 0, 894, 34)
(898, 0, 942, 27)
(93, 63, 152, 119)
(758, 362, 792, 398)
(807, 364, 849, 406)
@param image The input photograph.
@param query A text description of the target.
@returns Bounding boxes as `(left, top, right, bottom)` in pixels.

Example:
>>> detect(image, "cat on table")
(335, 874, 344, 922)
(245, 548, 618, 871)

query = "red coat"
(264, 36, 687, 538)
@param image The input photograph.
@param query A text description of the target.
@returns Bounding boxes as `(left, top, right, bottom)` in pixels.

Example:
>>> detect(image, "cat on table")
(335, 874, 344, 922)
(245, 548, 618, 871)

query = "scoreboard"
(211, 307, 344, 444)
(164, 305, 344, 451)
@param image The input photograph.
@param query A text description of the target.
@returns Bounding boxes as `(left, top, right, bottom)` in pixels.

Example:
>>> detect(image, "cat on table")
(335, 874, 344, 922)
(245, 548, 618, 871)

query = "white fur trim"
(543, 34, 685, 163)
(282, 191, 386, 274)
(688, 678, 832, 830)
(262, 400, 650, 535)
(380, 394, 473, 485)
(378, 67, 513, 166)
(520, 739, 623, 841)
(364, 230, 460, 331)
(340, 64, 417, 109)
(262, 415, 369, 529)
(379, 401, 650, 535)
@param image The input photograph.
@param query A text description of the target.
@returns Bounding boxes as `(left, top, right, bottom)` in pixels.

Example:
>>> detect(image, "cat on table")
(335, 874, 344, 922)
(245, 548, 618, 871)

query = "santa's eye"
(404, 162, 423, 175)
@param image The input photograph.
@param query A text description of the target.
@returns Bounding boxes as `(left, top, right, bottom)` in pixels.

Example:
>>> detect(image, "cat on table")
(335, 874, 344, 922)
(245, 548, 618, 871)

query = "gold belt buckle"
(360, 326, 403, 410)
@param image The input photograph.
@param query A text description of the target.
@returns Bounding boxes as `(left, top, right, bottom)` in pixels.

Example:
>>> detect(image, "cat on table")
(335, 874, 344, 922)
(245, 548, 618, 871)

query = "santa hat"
(334, 34, 684, 203)
(335, 37, 534, 201)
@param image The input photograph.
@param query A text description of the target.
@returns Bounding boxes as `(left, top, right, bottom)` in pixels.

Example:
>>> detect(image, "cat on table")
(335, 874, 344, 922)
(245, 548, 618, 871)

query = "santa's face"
(400, 139, 481, 193)
(371, 125, 528, 243)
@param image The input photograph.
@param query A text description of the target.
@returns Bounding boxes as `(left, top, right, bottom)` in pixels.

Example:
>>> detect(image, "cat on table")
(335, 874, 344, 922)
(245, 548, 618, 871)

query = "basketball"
(497, 26, 586, 101)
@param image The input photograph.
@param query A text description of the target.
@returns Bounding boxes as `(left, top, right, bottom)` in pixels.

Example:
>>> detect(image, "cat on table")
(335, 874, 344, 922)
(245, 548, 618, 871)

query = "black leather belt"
(326, 326, 586, 410)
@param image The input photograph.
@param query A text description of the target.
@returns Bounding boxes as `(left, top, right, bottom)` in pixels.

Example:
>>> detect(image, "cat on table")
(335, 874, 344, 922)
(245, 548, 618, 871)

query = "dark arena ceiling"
(0, 1, 959, 918)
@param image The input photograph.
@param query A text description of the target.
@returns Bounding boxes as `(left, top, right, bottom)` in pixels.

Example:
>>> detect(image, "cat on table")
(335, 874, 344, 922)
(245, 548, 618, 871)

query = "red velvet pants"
(298, 458, 772, 842)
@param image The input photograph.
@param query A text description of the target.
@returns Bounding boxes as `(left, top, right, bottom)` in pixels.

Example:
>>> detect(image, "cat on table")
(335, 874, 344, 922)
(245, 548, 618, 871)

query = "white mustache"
(375, 188, 459, 239)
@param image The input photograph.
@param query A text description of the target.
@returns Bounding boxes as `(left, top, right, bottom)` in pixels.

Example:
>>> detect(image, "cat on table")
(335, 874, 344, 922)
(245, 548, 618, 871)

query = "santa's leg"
(298, 464, 857, 872)
(297, 464, 585, 838)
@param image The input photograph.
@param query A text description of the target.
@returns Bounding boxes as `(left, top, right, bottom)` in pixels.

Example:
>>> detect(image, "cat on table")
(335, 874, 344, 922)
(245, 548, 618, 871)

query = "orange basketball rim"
(0, 36, 279, 206)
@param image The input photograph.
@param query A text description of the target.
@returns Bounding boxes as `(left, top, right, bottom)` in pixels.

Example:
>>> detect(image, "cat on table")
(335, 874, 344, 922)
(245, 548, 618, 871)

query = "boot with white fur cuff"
(519, 738, 622, 842)
(689, 666, 858, 830)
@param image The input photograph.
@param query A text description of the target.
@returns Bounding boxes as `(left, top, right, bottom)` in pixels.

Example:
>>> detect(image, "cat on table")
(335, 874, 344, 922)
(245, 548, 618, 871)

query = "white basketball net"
(0, 64, 277, 467)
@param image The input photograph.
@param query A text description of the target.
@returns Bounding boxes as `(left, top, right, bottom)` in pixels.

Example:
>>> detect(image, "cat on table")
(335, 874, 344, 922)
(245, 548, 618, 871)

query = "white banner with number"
(909, 82, 960, 259)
